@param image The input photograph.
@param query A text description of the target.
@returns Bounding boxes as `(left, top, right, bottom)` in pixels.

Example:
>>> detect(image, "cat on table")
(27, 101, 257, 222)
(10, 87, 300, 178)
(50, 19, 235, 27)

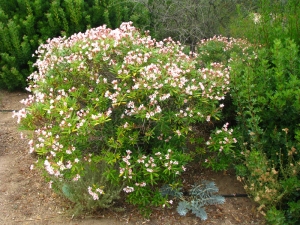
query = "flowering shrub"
(14, 22, 231, 214)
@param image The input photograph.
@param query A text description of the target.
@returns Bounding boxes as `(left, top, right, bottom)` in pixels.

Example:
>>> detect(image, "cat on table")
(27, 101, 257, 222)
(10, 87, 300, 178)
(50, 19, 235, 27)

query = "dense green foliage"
(230, 3, 300, 224)
(197, 0, 300, 223)
(0, 0, 148, 90)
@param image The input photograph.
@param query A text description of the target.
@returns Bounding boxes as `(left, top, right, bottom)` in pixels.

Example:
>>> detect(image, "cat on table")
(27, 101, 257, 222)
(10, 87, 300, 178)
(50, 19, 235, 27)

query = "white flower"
(146, 168, 153, 173)
(73, 174, 81, 181)
(88, 186, 99, 200)
(123, 186, 134, 193)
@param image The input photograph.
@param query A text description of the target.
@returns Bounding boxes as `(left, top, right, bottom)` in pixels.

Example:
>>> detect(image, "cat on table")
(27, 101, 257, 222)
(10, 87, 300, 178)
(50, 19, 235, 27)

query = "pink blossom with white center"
(73, 174, 81, 181)
(146, 168, 153, 173)
(159, 93, 170, 101)
(123, 186, 134, 193)
(137, 155, 146, 163)
(126, 150, 132, 154)
(149, 157, 154, 163)
(155, 105, 162, 113)
(122, 157, 130, 166)
(12, 108, 27, 123)
(219, 146, 224, 152)
(88, 186, 99, 200)
(66, 161, 72, 169)
(175, 130, 181, 136)
(28, 139, 33, 146)
(145, 112, 150, 119)
(123, 122, 129, 128)
(206, 115, 211, 122)
(44, 160, 55, 175)
(119, 167, 125, 175)
(96, 188, 104, 195)
(49, 180, 53, 189)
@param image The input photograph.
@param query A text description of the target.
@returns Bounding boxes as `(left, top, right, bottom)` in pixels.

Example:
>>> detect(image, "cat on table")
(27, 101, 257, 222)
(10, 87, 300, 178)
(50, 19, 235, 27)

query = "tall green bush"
(230, 38, 300, 224)
(0, 0, 150, 90)
(200, 1, 300, 223)
(196, 34, 300, 224)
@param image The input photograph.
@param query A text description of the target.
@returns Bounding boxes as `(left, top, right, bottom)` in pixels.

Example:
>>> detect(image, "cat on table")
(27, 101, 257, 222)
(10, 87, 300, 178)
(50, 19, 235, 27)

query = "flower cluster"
(204, 123, 238, 171)
(119, 148, 190, 189)
(88, 186, 105, 200)
(206, 123, 237, 151)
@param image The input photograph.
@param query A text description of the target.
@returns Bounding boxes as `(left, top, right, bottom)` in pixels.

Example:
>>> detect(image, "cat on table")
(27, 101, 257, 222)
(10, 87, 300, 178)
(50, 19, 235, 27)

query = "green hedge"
(0, 0, 150, 90)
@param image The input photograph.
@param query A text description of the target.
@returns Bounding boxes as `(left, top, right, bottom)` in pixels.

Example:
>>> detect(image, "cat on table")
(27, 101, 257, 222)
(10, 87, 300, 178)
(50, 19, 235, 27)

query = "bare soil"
(0, 90, 265, 225)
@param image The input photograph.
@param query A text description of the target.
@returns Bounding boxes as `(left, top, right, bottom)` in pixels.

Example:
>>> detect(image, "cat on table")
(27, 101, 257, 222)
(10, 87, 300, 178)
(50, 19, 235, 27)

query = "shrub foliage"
(0, 0, 148, 90)
(15, 22, 234, 214)
(196, 0, 300, 222)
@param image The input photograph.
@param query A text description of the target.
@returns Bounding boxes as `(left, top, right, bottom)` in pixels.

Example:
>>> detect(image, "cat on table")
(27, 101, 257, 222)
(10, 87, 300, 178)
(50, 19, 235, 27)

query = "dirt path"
(0, 91, 265, 225)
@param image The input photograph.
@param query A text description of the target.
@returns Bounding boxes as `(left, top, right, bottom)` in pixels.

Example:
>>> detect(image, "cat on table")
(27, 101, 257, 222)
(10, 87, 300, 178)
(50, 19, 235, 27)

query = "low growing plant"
(14, 22, 231, 215)
(161, 181, 225, 221)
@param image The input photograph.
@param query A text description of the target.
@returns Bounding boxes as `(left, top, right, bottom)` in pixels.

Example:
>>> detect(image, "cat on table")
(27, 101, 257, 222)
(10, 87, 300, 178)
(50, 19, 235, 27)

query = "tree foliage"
(132, 0, 257, 51)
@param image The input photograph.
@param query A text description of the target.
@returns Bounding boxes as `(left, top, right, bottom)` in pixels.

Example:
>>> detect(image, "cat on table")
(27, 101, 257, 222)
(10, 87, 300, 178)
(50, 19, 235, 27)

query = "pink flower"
(123, 186, 134, 193)
(146, 168, 153, 173)
(175, 130, 181, 136)
(88, 187, 99, 200)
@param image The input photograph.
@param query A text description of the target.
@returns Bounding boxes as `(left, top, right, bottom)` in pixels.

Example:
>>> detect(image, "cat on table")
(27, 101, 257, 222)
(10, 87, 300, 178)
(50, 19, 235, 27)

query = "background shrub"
(197, 33, 300, 225)
(197, 0, 300, 223)
(0, 0, 150, 90)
